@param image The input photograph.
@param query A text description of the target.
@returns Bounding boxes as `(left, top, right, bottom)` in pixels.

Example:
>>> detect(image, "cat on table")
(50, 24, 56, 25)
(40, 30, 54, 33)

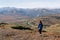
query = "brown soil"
(0, 28, 60, 40)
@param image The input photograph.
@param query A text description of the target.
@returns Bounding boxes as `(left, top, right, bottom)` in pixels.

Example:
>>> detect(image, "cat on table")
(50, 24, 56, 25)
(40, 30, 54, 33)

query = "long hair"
(39, 20, 42, 24)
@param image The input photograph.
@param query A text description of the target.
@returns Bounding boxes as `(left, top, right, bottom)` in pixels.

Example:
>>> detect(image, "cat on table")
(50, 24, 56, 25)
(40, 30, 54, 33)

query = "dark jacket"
(38, 23, 43, 30)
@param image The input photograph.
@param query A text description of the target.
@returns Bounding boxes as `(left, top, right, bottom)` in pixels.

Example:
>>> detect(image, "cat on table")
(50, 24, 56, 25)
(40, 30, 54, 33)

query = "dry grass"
(0, 15, 60, 40)
(46, 24, 60, 35)
(0, 23, 60, 40)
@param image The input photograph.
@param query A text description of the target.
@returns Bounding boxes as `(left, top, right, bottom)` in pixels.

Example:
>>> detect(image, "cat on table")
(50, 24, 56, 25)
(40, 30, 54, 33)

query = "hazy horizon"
(0, 0, 60, 9)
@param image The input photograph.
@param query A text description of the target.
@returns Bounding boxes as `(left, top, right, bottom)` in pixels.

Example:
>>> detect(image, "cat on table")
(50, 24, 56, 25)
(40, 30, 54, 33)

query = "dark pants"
(38, 29, 42, 34)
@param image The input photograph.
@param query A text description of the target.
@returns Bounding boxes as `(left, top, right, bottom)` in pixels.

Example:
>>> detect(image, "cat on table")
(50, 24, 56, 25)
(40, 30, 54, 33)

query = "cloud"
(13, 2, 60, 8)
(0, 0, 60, 8)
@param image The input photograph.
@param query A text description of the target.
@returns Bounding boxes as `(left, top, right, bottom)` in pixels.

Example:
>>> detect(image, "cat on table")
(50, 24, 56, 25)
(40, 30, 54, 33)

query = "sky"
(0, 0, 60, 8)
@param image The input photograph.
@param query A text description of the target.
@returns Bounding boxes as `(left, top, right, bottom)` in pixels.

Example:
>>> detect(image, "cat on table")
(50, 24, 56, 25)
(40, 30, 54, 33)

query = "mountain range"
(0, 7, 60, 23)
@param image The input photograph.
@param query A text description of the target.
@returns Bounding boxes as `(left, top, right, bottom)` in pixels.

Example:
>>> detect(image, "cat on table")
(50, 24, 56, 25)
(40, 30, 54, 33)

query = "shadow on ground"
(42, 30, 47, 32)
(11, 26, 33, 30)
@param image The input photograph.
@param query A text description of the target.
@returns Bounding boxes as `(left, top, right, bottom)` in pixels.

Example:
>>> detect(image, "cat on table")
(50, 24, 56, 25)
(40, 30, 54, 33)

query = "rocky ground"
(0, 27, 60, 40)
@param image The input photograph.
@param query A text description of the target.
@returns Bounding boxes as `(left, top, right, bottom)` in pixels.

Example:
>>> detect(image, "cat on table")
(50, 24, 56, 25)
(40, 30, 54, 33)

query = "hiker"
(38, 20, 43, 34)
